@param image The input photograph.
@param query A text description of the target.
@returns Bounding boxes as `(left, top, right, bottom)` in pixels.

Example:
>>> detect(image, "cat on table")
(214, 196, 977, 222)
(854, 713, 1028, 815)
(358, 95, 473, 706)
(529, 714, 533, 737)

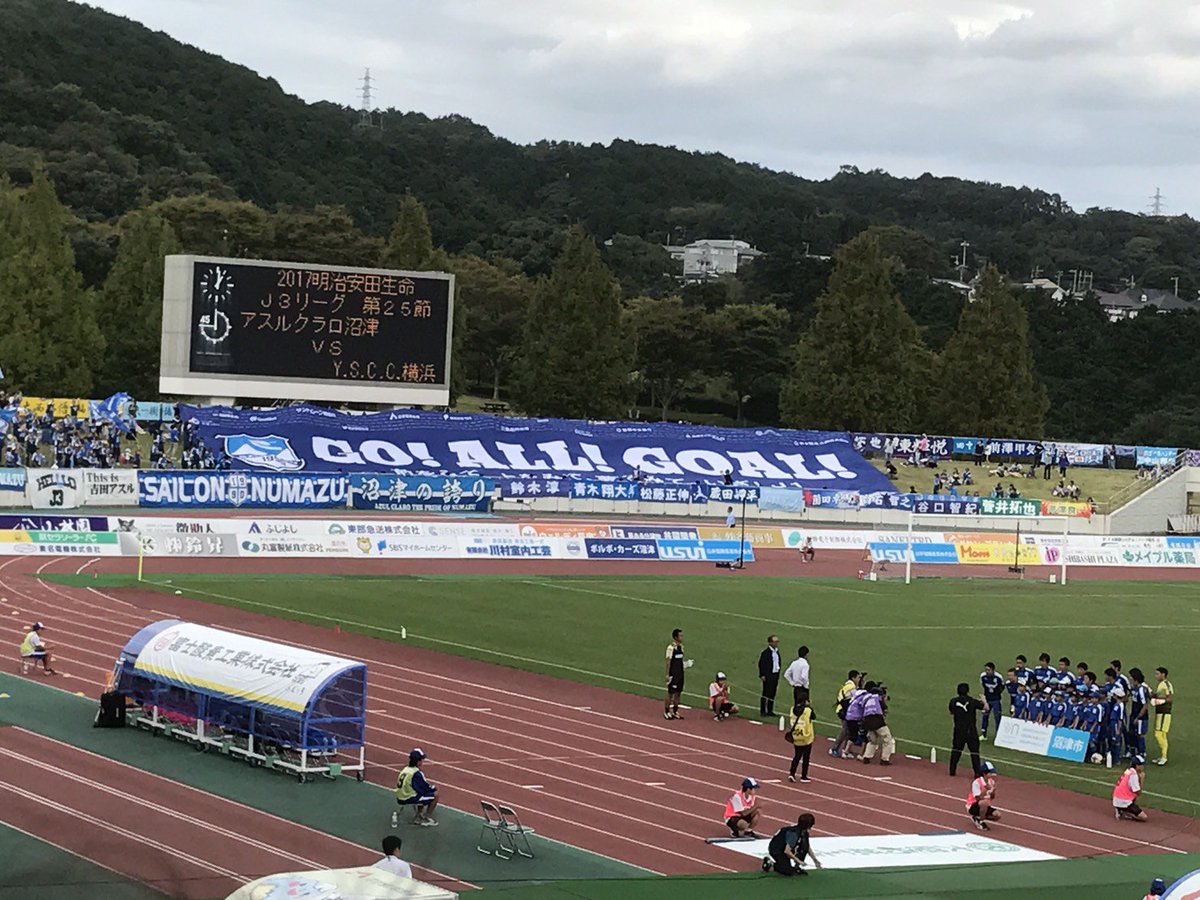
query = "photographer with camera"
(861, 682, 895, 765)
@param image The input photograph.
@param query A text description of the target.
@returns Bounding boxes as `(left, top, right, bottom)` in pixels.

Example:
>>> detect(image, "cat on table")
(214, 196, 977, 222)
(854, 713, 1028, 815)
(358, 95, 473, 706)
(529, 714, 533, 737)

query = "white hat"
(716, 671, 727, 680)
(32, 621, 44, 630)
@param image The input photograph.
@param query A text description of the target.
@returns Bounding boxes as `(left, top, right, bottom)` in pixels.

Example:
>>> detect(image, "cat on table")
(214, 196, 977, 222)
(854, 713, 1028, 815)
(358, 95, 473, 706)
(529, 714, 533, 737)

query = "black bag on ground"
(93, 691, 126, 728)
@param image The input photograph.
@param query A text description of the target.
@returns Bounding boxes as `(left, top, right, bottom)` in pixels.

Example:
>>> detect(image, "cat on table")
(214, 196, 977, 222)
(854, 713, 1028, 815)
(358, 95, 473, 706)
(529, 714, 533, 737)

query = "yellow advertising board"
(20, 397, 93, 418)
(955, 542, 1042, 565)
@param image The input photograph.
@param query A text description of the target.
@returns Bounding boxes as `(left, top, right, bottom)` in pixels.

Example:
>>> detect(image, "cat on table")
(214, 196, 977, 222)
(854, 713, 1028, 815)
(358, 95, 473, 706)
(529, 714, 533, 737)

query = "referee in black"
(949, 682, 984, 777)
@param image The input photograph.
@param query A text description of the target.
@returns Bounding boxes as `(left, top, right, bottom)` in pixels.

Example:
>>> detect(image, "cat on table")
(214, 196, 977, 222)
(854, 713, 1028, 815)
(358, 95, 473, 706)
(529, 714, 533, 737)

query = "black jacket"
(758, 646, 780, 678)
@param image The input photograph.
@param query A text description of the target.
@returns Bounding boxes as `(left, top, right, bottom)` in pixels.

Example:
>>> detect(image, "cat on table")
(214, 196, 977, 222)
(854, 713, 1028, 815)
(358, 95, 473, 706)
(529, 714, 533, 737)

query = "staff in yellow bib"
(19, 622, 57, 675)
(395, 748, 439, 826)
(1150, 667, 1174, 766)
(787, 689, 816, 783)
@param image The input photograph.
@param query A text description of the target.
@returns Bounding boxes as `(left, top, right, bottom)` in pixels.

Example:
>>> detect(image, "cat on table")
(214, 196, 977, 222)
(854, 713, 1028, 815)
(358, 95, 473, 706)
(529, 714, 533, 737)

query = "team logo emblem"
(219, 434, 305, 472)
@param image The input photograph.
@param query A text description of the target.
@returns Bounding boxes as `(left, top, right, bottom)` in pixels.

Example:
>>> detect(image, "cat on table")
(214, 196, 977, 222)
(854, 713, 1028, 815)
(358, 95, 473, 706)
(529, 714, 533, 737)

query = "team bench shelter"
(113, 619, 367, 782)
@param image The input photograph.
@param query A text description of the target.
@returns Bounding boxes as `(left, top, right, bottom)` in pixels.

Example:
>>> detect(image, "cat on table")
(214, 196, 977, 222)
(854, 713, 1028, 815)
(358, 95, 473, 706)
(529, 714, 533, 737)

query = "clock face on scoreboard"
(186, 259, 452, 388)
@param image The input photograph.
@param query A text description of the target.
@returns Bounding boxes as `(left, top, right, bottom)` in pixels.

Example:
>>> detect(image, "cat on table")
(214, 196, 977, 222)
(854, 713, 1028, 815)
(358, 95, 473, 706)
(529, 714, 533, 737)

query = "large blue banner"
(138, 472, 348, 508)
(1136, 446, 1177, 467)
(0, 514, 109, 531)
(180, 405, 892, 491)
(0, 468, 25, 491)
(350, 474, 492, 512)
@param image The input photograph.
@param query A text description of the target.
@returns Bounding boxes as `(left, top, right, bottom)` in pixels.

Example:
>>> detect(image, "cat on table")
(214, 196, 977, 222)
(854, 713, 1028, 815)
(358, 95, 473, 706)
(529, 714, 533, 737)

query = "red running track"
(0, 726, 386, 897)
(2, 554, 1198, 880)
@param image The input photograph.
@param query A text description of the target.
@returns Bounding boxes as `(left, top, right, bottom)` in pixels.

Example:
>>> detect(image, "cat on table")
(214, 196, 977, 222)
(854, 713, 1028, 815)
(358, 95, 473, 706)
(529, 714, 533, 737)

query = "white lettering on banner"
(360, 440, 412, 467)
(621, 447, 683, 476)
(537, 440, 609, 473)
(725, 451, 790, 481)
(313, 437, 363, 466)
(675, 449, 729, 477)
(448, 440, 510, 470)
(772, 453, 829, 479)
(993, 717, 1053, 756)
(139, 475, 347, 507)
(494, 442, 550, 471)
(815, 452, 857, 480)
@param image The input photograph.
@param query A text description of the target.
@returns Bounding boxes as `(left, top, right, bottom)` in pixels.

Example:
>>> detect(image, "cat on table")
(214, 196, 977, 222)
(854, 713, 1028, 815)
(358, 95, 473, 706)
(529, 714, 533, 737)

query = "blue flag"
(94, 392, 133, 434)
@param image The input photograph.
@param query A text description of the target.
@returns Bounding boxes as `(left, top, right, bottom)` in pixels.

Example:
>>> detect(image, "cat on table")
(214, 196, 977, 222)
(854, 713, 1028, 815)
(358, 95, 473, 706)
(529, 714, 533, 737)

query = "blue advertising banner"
(138, 472, 348, 508)
(1136, 446, 1177, 467)
(350, 474, 492, 512)
(657, 539, 754, 562)
(584, 538, 660, 559)
(853, 433, 952, 458)
(1046, 726, 1091, 763)
(868, 542, 960, 564)
(0, 514, 109, 531)
(0, 468, 26, 491)
(180, 405, 893, 491)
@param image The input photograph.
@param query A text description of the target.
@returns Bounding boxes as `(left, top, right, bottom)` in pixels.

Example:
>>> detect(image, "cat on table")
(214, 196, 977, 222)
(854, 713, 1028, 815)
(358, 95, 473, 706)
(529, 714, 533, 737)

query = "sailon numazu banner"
(180, 405, 894, 491)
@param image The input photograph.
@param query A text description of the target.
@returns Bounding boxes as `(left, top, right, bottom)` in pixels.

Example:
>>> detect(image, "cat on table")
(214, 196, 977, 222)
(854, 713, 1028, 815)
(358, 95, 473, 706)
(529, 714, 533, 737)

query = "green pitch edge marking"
(0, 673, 647, 891)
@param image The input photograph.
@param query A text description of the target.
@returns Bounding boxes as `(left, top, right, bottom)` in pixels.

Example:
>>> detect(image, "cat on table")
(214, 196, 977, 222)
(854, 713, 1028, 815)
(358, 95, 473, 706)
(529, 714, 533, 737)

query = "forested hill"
(3, 0, 1200, 296)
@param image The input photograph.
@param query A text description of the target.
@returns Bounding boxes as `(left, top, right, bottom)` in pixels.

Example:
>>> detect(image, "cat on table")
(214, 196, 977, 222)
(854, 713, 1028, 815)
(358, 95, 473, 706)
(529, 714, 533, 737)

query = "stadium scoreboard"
(160, 255, 454, 404)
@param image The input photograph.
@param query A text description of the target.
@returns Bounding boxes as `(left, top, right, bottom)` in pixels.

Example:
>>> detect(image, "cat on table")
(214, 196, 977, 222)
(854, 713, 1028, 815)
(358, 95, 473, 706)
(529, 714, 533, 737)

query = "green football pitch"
(51, 571, 1199, 816)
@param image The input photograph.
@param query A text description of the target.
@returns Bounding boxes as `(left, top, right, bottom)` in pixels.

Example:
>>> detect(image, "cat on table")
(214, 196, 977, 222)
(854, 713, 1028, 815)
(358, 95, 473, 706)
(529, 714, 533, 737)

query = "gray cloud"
(85, 0, 1200, 215)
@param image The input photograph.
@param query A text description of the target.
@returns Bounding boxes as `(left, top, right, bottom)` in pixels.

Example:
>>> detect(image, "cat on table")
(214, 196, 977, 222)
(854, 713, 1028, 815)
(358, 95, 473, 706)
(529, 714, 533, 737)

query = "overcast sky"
(88, 0, 1200, 217)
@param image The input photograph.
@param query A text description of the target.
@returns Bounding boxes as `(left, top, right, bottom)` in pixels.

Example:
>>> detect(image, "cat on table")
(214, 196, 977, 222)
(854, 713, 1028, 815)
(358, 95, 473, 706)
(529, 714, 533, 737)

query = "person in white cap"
(723, 777, 761, 838)
(709, 672, 738, 720)
(19, 622, 57, 675)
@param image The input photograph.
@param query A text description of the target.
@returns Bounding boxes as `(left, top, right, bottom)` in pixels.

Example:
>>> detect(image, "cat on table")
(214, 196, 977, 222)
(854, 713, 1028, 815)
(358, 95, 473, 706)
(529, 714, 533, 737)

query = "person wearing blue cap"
(395, 748, 439, 826)
(1143, 876, 1166, 898)
(964, 761, 1000, 830)
(723, 777, 761, 838)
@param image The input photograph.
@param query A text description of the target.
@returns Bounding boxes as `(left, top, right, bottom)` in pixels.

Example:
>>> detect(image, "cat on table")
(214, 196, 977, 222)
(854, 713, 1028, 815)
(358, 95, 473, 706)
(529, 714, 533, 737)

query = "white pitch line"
(521, 784, 544, 790)
(472, 707, 493, 712)
(645, 782, 666, 787)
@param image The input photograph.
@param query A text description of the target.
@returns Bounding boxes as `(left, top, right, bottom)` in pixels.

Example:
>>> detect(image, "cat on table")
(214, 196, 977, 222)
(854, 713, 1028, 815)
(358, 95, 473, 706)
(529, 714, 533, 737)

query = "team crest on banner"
(220, 434, 304, 472)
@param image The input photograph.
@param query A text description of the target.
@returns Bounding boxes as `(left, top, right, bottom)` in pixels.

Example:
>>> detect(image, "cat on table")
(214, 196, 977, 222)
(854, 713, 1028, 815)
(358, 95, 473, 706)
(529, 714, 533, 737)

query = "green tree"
(707, 303, 791, 424)
(452, 255, 532, 400)
(934, 267, 1048, 434)
(380, 194, 434, 270)
(270, 204, 379, 267)
(147, 195, 272, 257)
(97, 210, 181, 398)
(780, 233, 931, 431)
(601, 234, 675, 298)
(626, 295, 706, 420)
(515, 225, 632, 418)
(0, 169, 104, 396)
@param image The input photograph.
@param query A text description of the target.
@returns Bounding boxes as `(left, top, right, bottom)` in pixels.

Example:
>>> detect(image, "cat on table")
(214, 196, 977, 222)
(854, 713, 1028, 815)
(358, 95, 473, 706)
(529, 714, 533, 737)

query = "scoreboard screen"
(161, 255, 454, 405)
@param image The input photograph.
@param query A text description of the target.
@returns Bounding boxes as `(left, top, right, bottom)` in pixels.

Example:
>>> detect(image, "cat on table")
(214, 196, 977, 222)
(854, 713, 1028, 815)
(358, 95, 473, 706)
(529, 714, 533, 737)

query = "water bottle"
(390, 811, 398, 829)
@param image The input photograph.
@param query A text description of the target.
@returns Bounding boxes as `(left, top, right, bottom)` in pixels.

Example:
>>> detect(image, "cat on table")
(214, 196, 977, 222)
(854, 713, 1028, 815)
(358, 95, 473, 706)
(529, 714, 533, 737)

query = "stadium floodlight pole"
(737, 492, 748, 568)
(904, 508, 914, 585)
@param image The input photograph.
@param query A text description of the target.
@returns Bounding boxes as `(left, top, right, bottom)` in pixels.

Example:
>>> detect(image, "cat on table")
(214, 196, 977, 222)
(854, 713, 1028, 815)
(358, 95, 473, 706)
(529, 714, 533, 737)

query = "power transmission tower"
(355, 68, 379, 129)
(1149, 187, 1166, 216)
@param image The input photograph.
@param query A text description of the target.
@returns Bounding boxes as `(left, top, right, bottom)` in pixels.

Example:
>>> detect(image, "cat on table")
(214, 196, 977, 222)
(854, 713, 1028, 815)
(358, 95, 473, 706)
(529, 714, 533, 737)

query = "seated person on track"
(395, 748, 439, 826)
(19, 622, 57, 675)
(723, 777, 761, 838)
(709, 672, 738, 720)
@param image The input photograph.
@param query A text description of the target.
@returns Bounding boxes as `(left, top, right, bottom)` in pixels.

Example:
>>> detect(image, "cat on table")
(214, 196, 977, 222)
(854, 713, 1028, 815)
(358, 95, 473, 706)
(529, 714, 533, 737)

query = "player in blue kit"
(1033, 653, 1054, 687)
(1003, 669, 1022, 711)
(1011, 682, 1030, 720)
(1029, 689, 1049, 725)
(1013, 655, 1030, 686)
(1077, 694, 1101, 756)
(1127, 667, 1151, 759)
(1046, 692, 1067, 727)
(1104, 690, 1126, 760)
(980, 662, 1004, 740)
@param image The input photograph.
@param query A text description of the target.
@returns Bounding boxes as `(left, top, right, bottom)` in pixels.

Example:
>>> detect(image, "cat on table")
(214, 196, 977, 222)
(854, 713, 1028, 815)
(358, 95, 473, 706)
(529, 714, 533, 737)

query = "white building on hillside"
(665, 239, 763, 282)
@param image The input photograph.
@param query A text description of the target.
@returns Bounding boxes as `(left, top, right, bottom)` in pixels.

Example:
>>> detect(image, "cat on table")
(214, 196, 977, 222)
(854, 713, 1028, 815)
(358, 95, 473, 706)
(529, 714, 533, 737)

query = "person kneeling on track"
(966, 761, 1001, 830)
(761, 813, 821, 876)
(1113, 755, 1149, 822)
(395, 748, 439, 826)
(709, 672, 739, 720)
(723, 777, 761, 838)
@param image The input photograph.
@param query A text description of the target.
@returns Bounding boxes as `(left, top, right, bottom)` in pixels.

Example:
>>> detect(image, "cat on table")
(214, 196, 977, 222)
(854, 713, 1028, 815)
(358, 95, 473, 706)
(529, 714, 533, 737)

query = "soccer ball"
(1090, 753, 1103, 764)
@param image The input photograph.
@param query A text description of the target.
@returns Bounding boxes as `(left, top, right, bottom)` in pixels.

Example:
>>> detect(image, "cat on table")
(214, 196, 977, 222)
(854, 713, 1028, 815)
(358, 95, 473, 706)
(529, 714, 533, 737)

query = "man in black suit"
(758, 634, 782, 717)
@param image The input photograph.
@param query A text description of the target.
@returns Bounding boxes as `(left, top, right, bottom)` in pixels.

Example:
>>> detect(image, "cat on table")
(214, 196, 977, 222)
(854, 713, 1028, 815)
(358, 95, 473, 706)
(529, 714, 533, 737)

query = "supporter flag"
(94, 392, 133, 434)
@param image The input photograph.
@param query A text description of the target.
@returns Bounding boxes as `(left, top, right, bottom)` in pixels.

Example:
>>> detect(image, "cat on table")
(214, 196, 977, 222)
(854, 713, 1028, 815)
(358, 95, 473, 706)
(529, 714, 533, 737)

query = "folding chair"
(478, 800, 511, 858)
(498, 804, 535, 859)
